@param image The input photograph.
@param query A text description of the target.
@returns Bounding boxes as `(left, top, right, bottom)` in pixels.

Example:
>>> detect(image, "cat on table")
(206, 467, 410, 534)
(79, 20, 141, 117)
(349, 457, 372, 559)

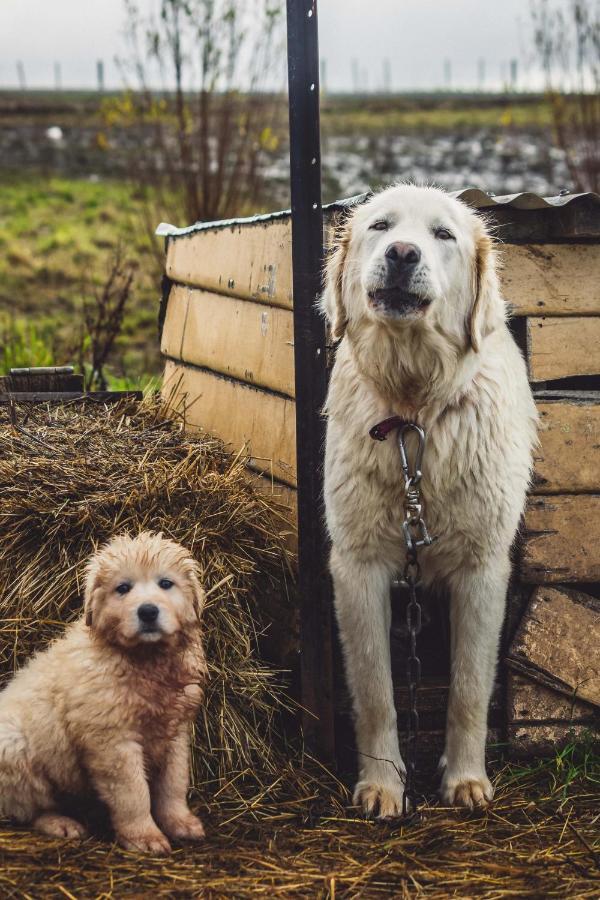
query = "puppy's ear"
(469, 221, 505, 352)
(320, 215, 352, 341)
(83, 557, 103, 628)
(183, 557, 206, 620)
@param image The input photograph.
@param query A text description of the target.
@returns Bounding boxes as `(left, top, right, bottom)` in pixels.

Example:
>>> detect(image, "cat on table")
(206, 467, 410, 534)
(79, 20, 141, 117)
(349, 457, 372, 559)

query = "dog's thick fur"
(0, 532, 207, 853)
(321, 184, 538, 817)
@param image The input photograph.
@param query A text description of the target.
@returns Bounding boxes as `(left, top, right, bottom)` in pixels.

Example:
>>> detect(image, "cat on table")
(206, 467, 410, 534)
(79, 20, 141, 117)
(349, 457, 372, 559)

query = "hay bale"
(0, 396, 294, 784)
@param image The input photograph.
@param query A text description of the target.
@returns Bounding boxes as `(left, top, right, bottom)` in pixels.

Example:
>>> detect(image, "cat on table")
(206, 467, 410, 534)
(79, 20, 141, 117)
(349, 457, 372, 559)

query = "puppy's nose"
(137, 603, 159, 624)
(385, 241, 421, 270)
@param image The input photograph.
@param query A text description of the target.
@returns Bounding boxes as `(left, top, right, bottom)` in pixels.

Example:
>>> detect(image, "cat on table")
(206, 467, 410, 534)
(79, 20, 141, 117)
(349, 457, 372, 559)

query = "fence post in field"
(286, 0, 335, 760)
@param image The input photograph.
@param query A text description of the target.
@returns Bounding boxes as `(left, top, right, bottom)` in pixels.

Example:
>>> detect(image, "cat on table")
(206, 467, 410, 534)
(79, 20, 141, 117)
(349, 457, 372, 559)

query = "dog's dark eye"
(158, 578, 174, 590)
(115, 582, 131, 596)
(369, 220, 389, 231)
(434, 227, 455, 241)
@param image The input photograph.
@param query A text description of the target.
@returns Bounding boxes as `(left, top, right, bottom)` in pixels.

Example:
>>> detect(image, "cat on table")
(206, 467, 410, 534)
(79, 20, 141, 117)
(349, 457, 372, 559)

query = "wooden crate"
(159, 191, 600, 756)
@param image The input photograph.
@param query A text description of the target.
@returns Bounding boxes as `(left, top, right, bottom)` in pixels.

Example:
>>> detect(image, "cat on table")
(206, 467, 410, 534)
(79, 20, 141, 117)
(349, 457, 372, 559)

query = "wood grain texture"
(533, 396, 600, 493)
(166, 218, 293, 309)
(522, 494, 600, 582)
(508, 673, 597, 724)
(527, 316, 600, 382)
(500, 243, 600, 316)
(162, 285, 295, 397)
(507, 586, 600, 708)
(163, 359, 296, 487)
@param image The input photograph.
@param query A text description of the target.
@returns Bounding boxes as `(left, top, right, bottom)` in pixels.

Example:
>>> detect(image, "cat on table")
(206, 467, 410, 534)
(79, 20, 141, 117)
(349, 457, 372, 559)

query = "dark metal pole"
(286, 0, 334, 760)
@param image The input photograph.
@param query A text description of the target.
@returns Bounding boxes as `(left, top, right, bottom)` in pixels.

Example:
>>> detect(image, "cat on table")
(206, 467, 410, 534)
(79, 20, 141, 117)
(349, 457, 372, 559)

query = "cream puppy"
(0, 532, 207, 854)
(321, 184, 538, 817)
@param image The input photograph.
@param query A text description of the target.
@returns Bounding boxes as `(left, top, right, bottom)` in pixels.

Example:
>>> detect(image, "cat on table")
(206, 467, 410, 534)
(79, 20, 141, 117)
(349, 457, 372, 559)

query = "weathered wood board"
(163, 359, 297, 487)
(161, 285, 295, 397)
(165, 218, 293, 309)
(522, 495, 600, 582)
(527, 316, 600, 382)
(501, 243, 600, 317)
(507, 586, 600, 707)
(533, 393, 600, 493)
(508, 673, 597, 723)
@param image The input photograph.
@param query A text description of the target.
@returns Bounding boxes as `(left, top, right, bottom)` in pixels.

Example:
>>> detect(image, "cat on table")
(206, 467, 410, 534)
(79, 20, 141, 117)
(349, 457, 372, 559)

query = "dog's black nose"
(137, 603, 159, 624)
(385, 241, 421, 270)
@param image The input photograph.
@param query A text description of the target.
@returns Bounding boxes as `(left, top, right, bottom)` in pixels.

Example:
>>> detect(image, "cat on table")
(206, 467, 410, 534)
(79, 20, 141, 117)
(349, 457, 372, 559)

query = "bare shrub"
(73, 248, 136, 390)
(105, 0, 285, 250)
(531, 0, 600, 192)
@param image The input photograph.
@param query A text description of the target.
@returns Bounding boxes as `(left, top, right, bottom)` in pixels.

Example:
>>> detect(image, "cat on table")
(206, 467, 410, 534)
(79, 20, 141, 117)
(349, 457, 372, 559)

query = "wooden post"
(286, 0, 335, 759)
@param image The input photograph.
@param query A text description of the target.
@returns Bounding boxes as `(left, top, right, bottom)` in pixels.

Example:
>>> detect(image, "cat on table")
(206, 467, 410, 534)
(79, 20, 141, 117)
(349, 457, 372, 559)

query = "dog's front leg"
(152, 726, 205, 841)
(440, 562, 509, 810)
(86, 739, 171, 854)
(330, 548, 405, 818)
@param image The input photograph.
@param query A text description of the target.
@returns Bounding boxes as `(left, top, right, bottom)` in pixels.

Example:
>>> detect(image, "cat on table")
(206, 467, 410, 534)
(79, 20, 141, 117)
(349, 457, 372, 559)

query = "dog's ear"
(83, 557, 103, 628)
(469, 221, 505, 352)
(320, 215, 353, 341)
(183, 557, 206, 620)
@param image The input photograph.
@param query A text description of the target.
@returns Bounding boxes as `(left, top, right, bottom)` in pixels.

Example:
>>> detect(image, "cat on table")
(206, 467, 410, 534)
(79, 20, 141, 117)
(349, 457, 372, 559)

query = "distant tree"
(107, 0, 285, 249)
(531, 0, 600, 192)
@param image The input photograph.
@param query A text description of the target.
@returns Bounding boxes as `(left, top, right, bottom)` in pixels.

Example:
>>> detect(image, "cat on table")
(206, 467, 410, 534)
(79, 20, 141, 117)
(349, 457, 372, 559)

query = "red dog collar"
(369, 416, 415, 441)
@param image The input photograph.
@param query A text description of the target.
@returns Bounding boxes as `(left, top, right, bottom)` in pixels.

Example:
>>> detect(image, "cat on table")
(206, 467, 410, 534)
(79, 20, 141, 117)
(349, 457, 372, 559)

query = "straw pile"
(0, 396, 295, 784)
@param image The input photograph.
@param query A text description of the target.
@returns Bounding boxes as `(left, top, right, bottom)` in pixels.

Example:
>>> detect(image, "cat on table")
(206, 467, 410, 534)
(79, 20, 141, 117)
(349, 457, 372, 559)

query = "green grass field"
(0, 173, 162, 387)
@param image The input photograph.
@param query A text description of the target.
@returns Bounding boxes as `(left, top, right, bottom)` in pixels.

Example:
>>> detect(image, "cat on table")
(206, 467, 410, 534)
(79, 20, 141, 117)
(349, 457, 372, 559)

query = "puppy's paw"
(161, 812, 205, 842)
(440, 772, 494, 811)
(117, 825, 172, 855)
(353, 780, 406, 820)
(34, 813, 88, 840)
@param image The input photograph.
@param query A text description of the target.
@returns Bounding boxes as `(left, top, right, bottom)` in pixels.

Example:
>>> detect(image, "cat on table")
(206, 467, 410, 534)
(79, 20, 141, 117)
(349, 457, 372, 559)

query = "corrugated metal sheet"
(156, 190, 600, 238)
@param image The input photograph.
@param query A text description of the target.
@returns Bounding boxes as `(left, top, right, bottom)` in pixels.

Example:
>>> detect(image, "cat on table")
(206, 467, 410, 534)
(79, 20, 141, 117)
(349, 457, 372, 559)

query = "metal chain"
(369, 417, 435, 819)
(395, 423, 435, 817)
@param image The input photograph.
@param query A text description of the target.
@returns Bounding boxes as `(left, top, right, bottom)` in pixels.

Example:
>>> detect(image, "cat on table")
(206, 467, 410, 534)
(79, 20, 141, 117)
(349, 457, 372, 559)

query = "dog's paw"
(353, 780, 406, 820)
(117, 826, 172, 855)
(440, 772, 494, 811)
(34, 813, 88, 840)
(161, 813, 205, 842)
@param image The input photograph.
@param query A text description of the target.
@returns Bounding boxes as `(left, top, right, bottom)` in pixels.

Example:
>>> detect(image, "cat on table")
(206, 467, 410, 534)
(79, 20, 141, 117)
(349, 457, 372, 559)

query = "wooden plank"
(0, 372, 84, 393)
(166, 218, 293, 309)
(508, 720, 597, 756)
(501, 244, 600, 316)
(160, 285, 188, 360)
(522, 494, 600, 582)
(161, 285, 295, 397)
(527, 316, 600, 382)
(533, 396, 600, 493)
(507, 586, 600, 707)
(163, 359, 297, 487)
(508, 673, 597, 724)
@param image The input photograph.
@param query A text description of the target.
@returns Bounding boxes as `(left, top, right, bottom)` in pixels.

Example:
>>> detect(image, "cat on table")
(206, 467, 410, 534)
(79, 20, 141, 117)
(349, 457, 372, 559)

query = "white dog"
(321, 184, 537, 816)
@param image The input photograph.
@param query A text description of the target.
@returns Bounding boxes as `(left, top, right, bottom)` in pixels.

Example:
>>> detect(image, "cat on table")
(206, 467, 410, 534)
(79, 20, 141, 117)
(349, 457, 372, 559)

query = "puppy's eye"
(434, 227, 455, 241)
(369, 220, 389, 231)
(115, 582, 131, 596)
(158, 578, 174, 590)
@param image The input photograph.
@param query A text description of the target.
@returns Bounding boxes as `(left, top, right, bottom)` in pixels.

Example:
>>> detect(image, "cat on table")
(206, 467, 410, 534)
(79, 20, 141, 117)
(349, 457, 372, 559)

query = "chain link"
(396, 423, 435, 818)
(369, 417, 435, 819)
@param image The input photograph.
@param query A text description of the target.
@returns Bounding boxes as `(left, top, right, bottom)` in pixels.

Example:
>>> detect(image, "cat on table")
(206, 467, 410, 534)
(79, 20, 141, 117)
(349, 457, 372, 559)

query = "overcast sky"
(0, 0, 563, 92)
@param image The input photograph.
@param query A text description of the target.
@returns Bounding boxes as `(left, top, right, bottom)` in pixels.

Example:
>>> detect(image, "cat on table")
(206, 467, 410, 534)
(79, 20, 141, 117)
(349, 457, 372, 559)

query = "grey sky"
(0, 0, 560, 91)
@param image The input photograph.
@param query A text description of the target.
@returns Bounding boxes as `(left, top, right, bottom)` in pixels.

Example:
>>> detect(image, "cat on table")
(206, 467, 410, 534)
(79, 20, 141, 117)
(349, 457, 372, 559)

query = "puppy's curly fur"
(0, 532, 207, 854)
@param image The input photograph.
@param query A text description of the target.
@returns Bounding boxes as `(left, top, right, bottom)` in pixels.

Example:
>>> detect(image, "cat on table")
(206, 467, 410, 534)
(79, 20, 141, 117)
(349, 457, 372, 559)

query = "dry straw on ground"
(0, 398, 598, 898)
